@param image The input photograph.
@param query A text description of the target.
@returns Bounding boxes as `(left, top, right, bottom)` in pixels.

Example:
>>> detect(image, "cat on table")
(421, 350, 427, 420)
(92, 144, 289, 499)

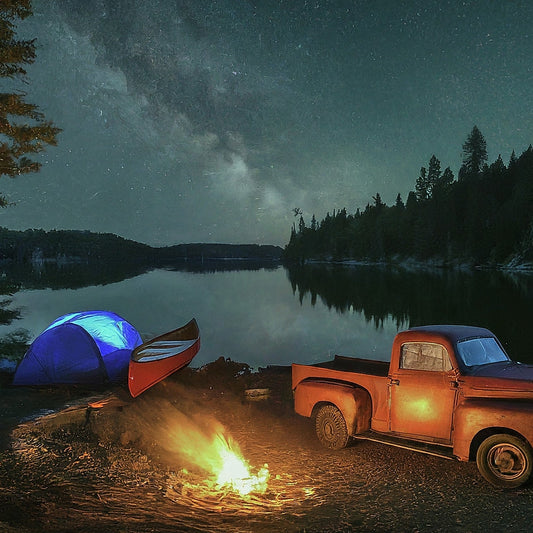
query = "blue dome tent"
(13, 311, 143, 386)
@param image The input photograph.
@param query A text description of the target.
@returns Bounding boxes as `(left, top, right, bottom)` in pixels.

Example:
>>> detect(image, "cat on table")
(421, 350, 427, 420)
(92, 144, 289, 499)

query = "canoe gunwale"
(130, 318, 199, 362)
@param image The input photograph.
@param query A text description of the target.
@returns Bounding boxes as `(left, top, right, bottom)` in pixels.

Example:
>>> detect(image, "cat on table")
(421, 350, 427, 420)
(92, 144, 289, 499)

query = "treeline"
(283, 127, 533, 267)
(0, 228, 153, 264)
(0, 228, 283, 265)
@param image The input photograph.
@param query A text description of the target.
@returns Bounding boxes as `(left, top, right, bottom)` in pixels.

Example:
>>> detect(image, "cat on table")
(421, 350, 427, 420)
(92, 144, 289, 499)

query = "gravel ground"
(1, 359, 533, 533)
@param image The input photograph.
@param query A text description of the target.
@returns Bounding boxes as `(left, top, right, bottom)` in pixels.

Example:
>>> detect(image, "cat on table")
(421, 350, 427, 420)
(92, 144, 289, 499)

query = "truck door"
(389, 342, 457, 443)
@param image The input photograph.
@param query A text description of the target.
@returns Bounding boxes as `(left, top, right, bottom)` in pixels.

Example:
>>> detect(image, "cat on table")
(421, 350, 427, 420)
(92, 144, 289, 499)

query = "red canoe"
(128, 318, 200, 398)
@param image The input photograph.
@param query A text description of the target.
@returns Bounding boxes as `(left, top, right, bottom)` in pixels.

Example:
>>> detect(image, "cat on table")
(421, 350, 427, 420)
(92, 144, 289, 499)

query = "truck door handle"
(389, 379, 400, 386)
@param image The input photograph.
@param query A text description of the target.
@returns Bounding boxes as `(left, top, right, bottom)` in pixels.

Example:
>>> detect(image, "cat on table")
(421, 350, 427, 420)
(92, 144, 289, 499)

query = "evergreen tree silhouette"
(0, 0, 61, 205)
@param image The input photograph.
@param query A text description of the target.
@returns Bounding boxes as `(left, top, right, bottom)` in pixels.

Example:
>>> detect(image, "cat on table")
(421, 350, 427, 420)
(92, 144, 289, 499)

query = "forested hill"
(0, 228, 282, 265)
(284, 128, 533, 268)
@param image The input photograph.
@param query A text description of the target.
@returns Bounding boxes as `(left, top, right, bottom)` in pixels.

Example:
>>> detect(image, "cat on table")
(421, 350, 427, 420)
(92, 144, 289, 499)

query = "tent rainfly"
(13, 311, 143, 386)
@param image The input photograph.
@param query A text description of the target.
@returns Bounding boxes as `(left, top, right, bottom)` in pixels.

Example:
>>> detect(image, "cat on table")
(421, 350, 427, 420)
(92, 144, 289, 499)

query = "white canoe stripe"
(135, 339, 198, 362)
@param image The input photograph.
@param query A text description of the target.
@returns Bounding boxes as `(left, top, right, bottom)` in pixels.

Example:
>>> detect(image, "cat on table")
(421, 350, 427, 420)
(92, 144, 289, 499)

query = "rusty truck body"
(292, 325, 533, 488)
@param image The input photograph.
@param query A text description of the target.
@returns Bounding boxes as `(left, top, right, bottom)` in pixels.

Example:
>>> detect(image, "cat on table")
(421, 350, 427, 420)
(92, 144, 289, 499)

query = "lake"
(1, 261, 533, 373)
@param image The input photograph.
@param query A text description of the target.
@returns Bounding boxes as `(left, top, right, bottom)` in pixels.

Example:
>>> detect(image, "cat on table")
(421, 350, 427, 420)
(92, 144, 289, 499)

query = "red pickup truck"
(292, 325, 533, 488)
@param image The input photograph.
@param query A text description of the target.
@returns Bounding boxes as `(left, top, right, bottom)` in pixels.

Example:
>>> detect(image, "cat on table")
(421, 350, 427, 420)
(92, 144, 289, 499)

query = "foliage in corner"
(0, 0, 61, 206)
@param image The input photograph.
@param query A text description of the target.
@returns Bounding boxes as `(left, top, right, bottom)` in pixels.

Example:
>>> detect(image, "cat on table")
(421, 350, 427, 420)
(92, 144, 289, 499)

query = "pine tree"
(0, 0, 60, 206)
(372, 192, 385, 210)
(432, 166, 454, 198)
(427, 155, 441, 198)
(459, 125, 487, 180)
(415, 167, 429, 201)
(395, 193, 404, 209)
(298, 215, 305, 234)
(489, 154, 506, 175)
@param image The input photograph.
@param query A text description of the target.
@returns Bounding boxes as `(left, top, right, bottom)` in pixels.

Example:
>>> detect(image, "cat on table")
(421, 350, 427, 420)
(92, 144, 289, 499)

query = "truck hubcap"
(488, 444, 527, 479)
(324, 421, 335, 439)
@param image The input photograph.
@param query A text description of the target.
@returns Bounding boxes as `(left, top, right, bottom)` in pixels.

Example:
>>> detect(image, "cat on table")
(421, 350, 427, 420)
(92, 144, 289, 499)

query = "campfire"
(130, 394, 321, 515)
(174, 427, 270, 498)
(212, 433, 269, 496)
(131, 396, 271, 502)
(85, 385, 317, 514)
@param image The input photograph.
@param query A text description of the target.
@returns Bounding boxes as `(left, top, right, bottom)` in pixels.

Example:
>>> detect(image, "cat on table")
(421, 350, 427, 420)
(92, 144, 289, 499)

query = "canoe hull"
(128, 319, 200, 398)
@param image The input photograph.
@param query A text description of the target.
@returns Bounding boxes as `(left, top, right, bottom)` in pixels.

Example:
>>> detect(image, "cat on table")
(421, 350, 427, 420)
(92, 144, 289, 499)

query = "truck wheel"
(476, 434, 533, 489)
(315, 405, 349, 450)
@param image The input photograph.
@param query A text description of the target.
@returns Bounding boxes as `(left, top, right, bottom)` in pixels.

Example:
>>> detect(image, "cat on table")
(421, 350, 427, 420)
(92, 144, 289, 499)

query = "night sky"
(1, 0, 532, 246)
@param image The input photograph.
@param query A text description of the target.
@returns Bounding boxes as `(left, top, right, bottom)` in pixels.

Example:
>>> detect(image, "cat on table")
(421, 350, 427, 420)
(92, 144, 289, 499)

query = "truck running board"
(352, 431, 456, 460)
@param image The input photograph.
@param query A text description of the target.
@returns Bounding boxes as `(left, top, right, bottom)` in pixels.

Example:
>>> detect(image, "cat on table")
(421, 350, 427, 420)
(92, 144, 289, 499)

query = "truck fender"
(453, 399, 533, 461)
(294, 379, 371, 435)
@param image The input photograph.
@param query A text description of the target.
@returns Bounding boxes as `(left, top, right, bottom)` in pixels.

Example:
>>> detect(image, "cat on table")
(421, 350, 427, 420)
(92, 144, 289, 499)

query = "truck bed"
(292, 355, 390, 397)
(312, 355, 389, 377)
(292, 355, 391, 430)
(292, 355, 390, 431)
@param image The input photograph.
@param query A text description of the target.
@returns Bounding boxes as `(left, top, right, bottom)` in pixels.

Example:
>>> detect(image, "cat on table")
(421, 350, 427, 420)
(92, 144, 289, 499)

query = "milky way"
(1, 0, 532, 245)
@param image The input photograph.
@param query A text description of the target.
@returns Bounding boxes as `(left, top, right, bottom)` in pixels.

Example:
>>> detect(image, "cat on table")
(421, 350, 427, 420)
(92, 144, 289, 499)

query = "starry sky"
(1, 0, 532, 246)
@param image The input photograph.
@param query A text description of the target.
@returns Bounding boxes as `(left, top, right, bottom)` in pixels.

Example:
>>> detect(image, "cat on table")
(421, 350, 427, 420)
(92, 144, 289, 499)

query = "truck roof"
(406, 325, 495, 344)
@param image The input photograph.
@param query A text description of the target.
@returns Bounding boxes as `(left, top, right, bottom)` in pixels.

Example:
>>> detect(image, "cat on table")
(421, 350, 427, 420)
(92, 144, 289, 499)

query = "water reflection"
(1, 259, 278, 291)
(0, 263, 399, 371)
(1, 262, 533, 374)
(287, 264, 533, 362)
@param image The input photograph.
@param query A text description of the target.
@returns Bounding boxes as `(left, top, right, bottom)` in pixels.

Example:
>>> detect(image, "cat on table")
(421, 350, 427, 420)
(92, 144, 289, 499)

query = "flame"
(128, 394, 270, 499)
(212, 433, 269, 496)
(161, 407, 269, 498)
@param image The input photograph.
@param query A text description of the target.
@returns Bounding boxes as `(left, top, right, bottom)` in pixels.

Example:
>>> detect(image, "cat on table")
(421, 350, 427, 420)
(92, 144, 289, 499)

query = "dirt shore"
(1, 358, 533, 533)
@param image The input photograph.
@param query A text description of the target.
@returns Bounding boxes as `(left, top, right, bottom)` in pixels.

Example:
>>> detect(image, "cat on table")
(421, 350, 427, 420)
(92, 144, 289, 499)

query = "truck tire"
(315, 404, 349, 450)
(476, 434, 533, 489)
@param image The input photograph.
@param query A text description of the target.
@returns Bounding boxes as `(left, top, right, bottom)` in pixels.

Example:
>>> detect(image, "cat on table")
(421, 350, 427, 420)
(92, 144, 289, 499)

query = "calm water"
(1, 262, 533, 372)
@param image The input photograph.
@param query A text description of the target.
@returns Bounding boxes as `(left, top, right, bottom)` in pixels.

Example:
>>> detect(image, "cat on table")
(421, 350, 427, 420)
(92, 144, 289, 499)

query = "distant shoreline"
(285, 256, 533, 273)
(0, 227, 283, 266)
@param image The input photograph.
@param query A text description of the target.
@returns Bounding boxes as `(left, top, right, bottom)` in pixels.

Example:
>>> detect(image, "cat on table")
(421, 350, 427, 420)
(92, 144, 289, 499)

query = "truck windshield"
(456, 337, 509, 367)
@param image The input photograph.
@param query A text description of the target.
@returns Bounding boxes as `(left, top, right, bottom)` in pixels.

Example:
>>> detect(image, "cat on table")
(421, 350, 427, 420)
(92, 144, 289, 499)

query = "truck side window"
(400, 343, 452, 372)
